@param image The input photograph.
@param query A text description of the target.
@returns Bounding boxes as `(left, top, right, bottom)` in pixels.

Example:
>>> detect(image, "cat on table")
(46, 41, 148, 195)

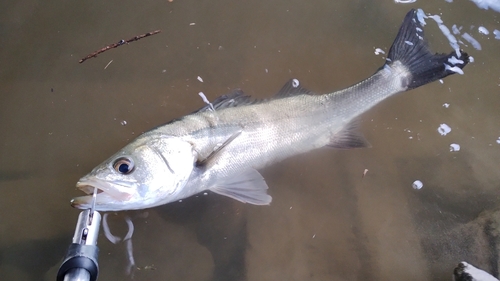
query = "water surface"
(1, 0, 500, 280)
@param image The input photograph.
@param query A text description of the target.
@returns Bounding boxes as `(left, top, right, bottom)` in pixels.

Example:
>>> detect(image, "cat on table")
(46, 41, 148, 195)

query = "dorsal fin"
(274, 78, 314, 98)
(193, 79, 314, 114)
(192, 89, 254, 113)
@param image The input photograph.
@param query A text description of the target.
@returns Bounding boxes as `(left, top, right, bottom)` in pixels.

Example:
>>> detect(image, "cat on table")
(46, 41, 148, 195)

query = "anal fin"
(209, 169, 272, 205)
(327, 120, 370, 149)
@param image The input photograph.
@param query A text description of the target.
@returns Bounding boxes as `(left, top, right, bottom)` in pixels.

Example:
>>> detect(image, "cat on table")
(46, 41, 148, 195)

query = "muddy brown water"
(1, 1, 500, 280)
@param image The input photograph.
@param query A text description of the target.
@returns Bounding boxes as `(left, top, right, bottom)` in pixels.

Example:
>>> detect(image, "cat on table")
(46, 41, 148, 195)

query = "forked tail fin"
(387, 9, 469, 90)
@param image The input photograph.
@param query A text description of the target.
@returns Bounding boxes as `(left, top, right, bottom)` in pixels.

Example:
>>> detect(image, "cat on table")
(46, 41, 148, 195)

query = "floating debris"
(374, 48, 385, 55)
(412, 180, 423, 190)
(478, 26, 489, 35)
(394, 0, 417, 3)
(449, 143, 460, 152)
(494, 29, 500, 40)
(461, 32, 482, 50)
(197, 76, 204, 82)
(443, 103, 450, 108)
(121, 120, 127, 126)
(438, 123, 452, 136)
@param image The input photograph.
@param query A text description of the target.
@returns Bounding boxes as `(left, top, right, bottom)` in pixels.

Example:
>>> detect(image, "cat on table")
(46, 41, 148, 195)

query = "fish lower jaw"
(75, 181, 134, 201)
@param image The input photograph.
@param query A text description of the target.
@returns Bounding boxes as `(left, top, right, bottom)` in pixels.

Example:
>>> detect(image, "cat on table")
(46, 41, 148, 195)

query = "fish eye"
(113, 157, 134, 174)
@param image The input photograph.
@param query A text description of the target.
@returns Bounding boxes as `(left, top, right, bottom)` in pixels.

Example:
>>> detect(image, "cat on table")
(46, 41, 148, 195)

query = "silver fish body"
(72, 9, 469, 211)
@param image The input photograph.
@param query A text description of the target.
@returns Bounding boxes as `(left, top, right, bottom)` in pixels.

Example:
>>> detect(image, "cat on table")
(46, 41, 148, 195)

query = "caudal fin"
(387, 9, 469, 90)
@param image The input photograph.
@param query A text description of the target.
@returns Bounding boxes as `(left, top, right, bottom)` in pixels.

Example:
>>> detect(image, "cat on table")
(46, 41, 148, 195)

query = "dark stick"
(79, 30, 161, 63)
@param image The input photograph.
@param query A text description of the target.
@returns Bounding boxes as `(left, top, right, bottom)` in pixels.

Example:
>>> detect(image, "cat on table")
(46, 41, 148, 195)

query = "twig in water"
(79, 30, 161, 63)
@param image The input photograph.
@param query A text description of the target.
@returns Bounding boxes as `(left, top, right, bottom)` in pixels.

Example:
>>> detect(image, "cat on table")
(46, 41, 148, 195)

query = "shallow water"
(1, 1, 500, 280)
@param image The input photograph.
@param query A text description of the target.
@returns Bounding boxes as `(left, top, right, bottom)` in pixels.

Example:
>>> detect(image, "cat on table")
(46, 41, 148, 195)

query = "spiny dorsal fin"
(327, 119, 371, 149)
(274, 78, 314, 98)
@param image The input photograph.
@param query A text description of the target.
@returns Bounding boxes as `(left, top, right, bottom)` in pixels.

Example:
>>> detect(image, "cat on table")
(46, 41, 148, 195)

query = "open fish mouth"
(71, 179, 135, 209)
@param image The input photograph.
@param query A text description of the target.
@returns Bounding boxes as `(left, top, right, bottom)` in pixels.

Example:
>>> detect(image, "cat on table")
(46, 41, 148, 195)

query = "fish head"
(71, 136, 196, 211)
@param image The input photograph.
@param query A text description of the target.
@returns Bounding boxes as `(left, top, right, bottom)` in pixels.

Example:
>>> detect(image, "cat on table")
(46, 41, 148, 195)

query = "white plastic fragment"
(438, 123, 452, 136)
(461, 32, 482, 50)
(412, 180, 423, 190)
(449, 143, 460, 152)
(197, 76, 204, 82)
(478, 26, 490, 35)
(439, 79, 444, 84)
(374, 48, 385, 55)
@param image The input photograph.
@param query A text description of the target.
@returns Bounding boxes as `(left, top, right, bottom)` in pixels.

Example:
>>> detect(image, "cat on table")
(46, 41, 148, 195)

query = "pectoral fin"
(209, 169, 272, 205)
(197, 131, 242, 166)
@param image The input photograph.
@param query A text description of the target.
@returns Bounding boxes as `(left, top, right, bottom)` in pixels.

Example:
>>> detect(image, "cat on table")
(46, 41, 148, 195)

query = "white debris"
(452, 24, 461, 35)
(443, 103, 450, 108)
(448, 56, 464, 65)
(428, 14, 461, 57)
(494, 29, 500, 39)
(469, 56, 475, 63)
(456, 262, 499, 281)
(445, 64, 465, 75)
(470, 0, 500, 13)
(197, 76, 204, 82)
(478, 26, 490, 35)
(461, 32, 482, 50)
(394, 0, 416, 3)
(449, 143, 460, 152)
(438, 123, 452, 135)
(497, 137, 500, 144)
(120, 120, 127, 126)
(416, 9, 427, 26)
(189, 23, 196, 26)
(292, 79, 300, 88)
(198, 92, 215, 111)
(412, 180, 423, 190)
(439, 79, 444, 84)
(374, 48, 385, 55)
(445, 0, 453, 3)
(405, 40, 414, 45)
(265, 68, 268, 73)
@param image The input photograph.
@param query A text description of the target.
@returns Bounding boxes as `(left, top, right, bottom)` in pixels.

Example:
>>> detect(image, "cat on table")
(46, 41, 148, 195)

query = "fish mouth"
(71, 179, 135, 209)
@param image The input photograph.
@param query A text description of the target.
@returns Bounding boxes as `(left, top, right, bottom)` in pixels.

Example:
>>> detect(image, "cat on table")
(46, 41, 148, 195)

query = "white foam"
(478, 26, 490, 35)
(438, 123, 452, 135)
(470, 0, 500, 13)
(412, 180, 423, 190)
(445, 64, 465, 75)
(449, 143, 460, 152)
(461, 32, 482, 50)
(494, 29, 500, 39)
(374, 48, 385, 55)
(448, 56, 464, 65)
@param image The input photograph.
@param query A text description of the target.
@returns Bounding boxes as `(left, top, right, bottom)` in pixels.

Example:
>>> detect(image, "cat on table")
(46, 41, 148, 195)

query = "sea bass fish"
(72, 9, 469, 211)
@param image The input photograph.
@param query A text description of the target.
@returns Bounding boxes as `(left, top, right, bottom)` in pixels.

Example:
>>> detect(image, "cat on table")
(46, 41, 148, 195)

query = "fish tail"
(386, 9, 469, 90)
